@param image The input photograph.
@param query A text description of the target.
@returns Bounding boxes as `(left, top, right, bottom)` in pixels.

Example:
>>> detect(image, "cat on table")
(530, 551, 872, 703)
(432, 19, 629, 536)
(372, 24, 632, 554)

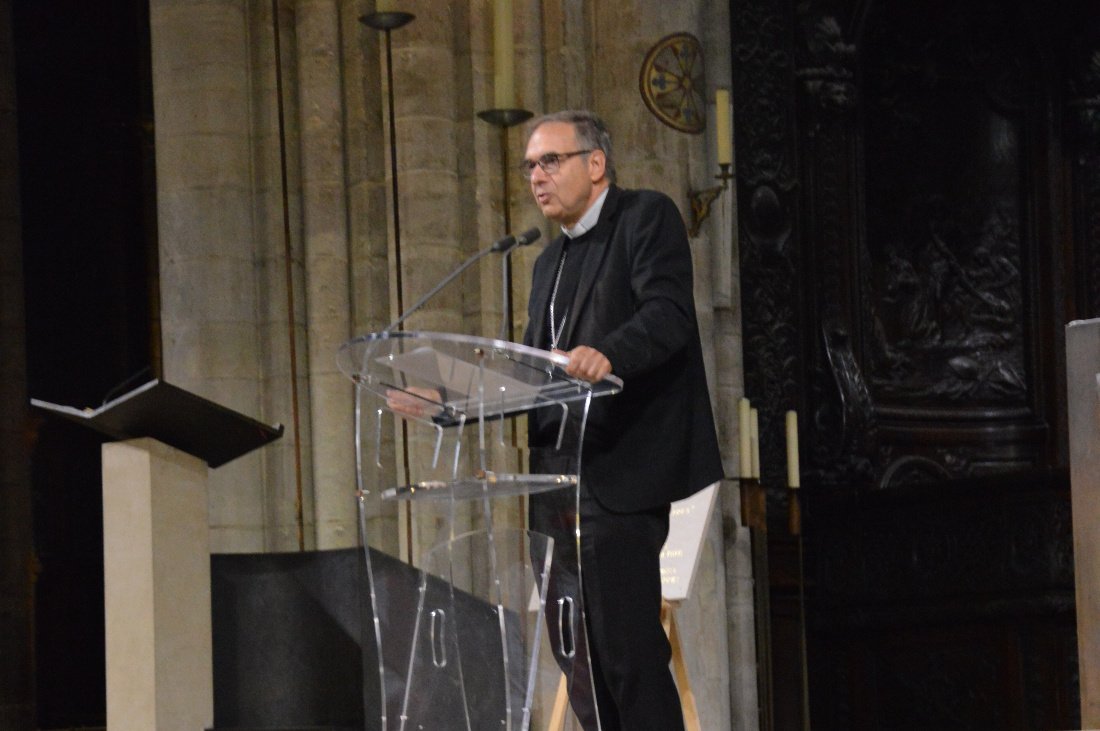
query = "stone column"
(0, 0, 33, 726)
(345, 0, 401, 555)
(150, 0, 268, 551)
(697, 1, 757, 728)
(295, 0, 356, 548)
(247, 0, 315, 552)
(386, 0, 476, 565)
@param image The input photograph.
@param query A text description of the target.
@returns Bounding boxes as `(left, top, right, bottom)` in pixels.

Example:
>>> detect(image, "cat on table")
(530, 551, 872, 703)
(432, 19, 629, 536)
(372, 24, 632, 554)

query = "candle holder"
(478, 106, 534, 341)
(688, 162, 734, 237)
(739, 476, 768, 533)
(359, 11, 415, 31)
(787, 483, 802, 536)
(740, 474, 774, 731)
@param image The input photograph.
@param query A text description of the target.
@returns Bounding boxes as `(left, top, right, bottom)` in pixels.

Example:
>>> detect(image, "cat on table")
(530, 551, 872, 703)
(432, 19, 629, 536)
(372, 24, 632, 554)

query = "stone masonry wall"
(148, 0, 754, 726)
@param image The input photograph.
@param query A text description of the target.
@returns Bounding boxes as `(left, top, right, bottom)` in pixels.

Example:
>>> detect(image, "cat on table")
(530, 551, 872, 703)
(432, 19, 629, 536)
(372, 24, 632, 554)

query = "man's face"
(524, 121, 605, 227)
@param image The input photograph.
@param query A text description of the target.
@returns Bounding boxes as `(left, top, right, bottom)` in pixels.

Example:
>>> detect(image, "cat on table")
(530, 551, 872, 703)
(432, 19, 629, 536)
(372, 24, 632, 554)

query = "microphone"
(490, 233, 516, 252)
(516, 227, 542, 246)
(490, 227, 542, 253)
(384, 227, 544, 334)
(494, 227, 543, 340)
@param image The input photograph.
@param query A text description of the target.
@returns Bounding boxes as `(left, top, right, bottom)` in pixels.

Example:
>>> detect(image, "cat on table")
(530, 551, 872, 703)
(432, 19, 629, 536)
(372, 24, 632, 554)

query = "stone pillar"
(150, 0, 269, 551)
(696, 1, 757, 728)
(386, 0, 477, 565)
(246, 0, 320, 552)
(102, 438, 213, 731)
(0, 0, 33, 726)
(389, 0, 466, 336)
(345, 0, 401, 555)
(295, 0, 356, 548)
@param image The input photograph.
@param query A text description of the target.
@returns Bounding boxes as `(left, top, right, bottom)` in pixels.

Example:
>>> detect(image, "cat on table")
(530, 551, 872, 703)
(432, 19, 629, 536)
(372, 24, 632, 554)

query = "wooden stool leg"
(662, 599, 701, 731)
(548, 672, 569, 731)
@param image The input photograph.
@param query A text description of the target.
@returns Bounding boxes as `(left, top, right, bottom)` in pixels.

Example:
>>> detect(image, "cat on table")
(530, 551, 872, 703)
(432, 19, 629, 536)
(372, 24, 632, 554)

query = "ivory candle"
(739, 397, 752, 478)
(715, 88, 732, 166)
(750, 408, 760, 480)
(493, 0, 516, 109)
(786, 410, 800, 488)
(376, 0, 394, 12)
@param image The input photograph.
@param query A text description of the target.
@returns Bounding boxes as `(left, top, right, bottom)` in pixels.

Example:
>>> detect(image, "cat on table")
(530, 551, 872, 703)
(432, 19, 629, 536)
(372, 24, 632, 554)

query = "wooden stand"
(546, 598, 699, 731)
(102, 438, 213, 731)
(661, 599, 702, 731)
(31, 380, 282, 731)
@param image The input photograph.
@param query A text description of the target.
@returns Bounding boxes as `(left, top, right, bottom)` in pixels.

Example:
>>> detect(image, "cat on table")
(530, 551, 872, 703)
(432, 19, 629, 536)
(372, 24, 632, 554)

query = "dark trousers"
(529, 480, 684, 731)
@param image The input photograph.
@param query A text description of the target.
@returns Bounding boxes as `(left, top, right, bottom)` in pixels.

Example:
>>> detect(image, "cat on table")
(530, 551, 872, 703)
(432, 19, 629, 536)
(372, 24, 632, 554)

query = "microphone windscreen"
(515, 227, 542, 246)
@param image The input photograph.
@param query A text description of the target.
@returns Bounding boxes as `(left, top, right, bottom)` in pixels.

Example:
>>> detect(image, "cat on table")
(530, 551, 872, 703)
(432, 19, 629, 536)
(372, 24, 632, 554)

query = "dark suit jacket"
(524, 185, 724, 512)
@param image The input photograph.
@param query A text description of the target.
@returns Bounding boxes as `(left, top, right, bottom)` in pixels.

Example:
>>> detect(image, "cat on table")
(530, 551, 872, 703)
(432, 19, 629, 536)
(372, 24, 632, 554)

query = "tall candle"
(715, 88, 732, 166)
(376, 0, 394, 12)
(750, 408, 760, 480)
(786, 410, 800, 488)
(739, 397, 752, 478)
(493, 0, 515, 109)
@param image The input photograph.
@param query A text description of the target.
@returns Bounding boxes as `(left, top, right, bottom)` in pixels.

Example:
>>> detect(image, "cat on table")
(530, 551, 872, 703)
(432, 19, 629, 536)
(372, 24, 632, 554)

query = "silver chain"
(549, 249, 569, 350)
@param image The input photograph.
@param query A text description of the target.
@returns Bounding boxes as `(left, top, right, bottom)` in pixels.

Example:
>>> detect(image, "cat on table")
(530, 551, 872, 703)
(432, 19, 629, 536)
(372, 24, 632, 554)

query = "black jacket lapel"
(559, 185, 621, 348)
(526, 235, 565, 349)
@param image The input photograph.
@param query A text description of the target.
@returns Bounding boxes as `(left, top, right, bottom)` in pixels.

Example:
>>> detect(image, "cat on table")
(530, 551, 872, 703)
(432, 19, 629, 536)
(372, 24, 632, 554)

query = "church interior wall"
(1, 0, 752, 727)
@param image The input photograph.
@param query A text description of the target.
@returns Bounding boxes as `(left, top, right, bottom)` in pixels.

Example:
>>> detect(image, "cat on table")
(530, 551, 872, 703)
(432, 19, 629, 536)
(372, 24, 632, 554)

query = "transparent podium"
(338, 331, 622, 731)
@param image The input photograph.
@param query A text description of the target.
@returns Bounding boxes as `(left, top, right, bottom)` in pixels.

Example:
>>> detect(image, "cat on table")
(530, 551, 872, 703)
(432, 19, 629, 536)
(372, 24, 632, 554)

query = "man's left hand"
(555, 345, 612, 383)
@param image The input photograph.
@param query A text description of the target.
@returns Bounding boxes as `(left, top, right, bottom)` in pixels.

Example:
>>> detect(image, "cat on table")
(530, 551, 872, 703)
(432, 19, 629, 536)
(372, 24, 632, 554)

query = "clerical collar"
(561, 187, 610, 239)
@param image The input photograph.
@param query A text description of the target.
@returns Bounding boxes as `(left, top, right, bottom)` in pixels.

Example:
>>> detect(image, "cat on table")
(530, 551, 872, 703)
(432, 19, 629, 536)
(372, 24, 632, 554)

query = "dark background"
(732, 0, 1100, 727)
(14, 0, 157, 726)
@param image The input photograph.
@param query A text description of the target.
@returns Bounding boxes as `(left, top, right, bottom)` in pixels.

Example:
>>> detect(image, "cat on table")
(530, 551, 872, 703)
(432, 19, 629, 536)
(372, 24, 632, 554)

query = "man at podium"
(521, 110, 724, 731)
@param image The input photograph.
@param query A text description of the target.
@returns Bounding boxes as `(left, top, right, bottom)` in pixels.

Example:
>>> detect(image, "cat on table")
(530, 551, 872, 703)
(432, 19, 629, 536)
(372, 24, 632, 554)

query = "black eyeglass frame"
(519, 149, 594, 179)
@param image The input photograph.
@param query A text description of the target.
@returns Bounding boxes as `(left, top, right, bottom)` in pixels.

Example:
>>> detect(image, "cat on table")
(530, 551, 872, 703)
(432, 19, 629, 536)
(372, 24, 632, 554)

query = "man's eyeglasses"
(520, 149, 593, 179)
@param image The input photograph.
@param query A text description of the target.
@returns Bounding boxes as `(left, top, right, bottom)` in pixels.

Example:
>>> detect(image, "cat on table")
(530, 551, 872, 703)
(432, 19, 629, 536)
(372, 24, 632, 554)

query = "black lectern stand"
(31, 378, 284, 467)
(31, 380, 282, 731)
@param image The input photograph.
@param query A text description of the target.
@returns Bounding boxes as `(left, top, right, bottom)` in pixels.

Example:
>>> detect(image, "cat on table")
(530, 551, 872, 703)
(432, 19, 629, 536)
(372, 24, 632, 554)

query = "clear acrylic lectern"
(338, 331, 622, 731)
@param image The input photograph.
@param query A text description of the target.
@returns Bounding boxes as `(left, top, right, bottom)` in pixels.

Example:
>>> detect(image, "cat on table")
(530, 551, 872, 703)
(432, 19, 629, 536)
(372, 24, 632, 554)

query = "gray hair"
(527, 110, 616, 183)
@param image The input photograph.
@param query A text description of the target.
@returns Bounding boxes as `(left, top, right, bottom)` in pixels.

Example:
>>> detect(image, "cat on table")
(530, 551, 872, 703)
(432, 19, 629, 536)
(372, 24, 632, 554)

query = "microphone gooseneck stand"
(383, 227, 542, 337)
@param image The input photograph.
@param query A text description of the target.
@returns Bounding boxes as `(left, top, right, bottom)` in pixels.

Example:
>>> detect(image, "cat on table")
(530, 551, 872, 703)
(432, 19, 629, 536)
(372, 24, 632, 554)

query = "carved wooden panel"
(784, 0, 1065, 489)
(1068, 38, 1100, 315)
(807, 472, 1077, 729)
(731, 0, 802, 501)
(731, 0, 1093, 727)
(858, 0, 1052, 486)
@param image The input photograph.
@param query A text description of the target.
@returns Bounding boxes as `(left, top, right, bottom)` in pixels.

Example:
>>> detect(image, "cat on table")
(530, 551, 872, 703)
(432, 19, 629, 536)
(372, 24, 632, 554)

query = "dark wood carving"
(862, 1, 1031, 410)
(808, 471, 1076, 729)
(1068, 46, 1100, 316)
(731, 0, 801, 500)
(731, 0, 1087, 727)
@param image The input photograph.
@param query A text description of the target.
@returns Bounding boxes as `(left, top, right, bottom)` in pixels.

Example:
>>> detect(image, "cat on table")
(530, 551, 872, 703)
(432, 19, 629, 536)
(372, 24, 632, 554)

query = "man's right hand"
(554, 345, 613, 383)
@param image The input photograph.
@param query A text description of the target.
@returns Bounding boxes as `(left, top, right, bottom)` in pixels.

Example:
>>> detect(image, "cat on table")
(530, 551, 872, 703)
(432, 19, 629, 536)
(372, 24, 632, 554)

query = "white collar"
(561, 187, 610, 239)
